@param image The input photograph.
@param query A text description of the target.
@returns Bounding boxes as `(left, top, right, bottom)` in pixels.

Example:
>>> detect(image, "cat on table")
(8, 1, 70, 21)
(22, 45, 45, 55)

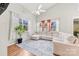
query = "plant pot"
(17, 38, 22, 44)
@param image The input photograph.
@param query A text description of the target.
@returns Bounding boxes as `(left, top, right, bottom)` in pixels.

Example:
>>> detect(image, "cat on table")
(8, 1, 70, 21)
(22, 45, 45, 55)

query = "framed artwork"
(22, 19, 28, 30)
(51, 20, 59, 32)
(73, 18, 79, 37)
(39, 19, 59, 32)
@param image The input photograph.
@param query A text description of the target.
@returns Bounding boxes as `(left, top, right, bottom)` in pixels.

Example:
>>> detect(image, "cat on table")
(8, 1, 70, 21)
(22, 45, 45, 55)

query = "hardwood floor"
(8, 44, 35, 56)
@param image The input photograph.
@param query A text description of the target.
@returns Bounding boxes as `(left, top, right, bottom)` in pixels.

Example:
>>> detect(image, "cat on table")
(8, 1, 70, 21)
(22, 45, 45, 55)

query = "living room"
(0, 3, 79, 56)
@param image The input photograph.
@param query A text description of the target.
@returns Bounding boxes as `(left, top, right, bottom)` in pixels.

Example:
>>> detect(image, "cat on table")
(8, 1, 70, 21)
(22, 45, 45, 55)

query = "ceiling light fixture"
(32, 4, 46, 15)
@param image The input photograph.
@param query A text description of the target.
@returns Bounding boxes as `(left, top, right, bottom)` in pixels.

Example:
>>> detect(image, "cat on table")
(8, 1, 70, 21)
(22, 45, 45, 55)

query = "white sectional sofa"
(31, 31, 79, 56)
(31, 31, 53, 41)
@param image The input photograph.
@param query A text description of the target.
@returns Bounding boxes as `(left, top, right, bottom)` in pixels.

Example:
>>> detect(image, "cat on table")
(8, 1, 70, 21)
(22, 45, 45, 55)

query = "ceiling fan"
(32, 4, 46, 15)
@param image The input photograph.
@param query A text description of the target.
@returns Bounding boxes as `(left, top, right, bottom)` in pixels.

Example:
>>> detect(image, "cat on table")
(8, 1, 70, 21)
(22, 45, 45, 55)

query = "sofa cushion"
(40, 35, 53, 41)
(52, 31, 59, 37)
(53, 32, 72, 42)
(31, 35, 40, 40)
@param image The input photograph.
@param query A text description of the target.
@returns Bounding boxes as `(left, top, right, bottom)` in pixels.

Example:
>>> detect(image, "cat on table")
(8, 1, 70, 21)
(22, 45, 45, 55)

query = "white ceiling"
(20, 3, 56, 13)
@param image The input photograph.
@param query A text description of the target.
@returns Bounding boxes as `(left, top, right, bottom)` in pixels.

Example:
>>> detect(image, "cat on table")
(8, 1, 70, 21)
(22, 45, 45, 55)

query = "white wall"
(0, 8, 9, 56)
(40, 3, 79, 34)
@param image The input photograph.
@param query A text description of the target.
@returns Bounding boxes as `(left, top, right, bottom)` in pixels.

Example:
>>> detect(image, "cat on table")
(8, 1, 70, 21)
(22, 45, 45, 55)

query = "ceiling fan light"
(36, 11, 40, 15)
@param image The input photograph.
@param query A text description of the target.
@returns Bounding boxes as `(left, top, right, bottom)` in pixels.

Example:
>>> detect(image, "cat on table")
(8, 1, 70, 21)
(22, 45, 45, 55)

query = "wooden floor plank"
(8, 44, 35, 56)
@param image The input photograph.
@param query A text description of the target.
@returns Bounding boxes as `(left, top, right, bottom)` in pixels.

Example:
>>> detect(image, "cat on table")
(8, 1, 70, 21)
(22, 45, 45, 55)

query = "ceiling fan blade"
(39, 9, 46, 12)
(38, 4, 42, 9)
(36, 11, 40, 15)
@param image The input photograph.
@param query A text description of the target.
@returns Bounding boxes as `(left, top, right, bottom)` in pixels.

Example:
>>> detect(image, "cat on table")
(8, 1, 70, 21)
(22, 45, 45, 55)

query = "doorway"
(73, 18, 79, 38)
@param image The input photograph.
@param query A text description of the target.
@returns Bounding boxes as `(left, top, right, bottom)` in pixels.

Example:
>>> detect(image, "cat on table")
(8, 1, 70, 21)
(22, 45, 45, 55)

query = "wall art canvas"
(51, 20, 59, 31)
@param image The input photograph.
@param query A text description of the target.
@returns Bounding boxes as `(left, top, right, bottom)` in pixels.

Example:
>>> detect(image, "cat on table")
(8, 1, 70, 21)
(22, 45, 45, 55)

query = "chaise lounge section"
(53, 32, 79, 56)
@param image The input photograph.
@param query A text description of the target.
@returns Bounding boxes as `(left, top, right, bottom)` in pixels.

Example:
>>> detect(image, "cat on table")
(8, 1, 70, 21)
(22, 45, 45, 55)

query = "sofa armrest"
(53, 40, 79, 47)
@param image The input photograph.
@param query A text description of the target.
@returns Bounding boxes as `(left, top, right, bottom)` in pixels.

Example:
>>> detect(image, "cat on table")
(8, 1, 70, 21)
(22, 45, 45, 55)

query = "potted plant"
(15, 24, 26, 44)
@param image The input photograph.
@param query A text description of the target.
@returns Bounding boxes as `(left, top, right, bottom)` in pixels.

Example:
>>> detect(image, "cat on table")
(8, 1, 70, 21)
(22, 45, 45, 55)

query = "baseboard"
(8, 43, 16, 46)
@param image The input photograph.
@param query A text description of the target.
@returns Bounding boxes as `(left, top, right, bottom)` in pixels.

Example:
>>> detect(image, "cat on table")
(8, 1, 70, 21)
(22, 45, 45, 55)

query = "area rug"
(17, 40, 53, 56)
